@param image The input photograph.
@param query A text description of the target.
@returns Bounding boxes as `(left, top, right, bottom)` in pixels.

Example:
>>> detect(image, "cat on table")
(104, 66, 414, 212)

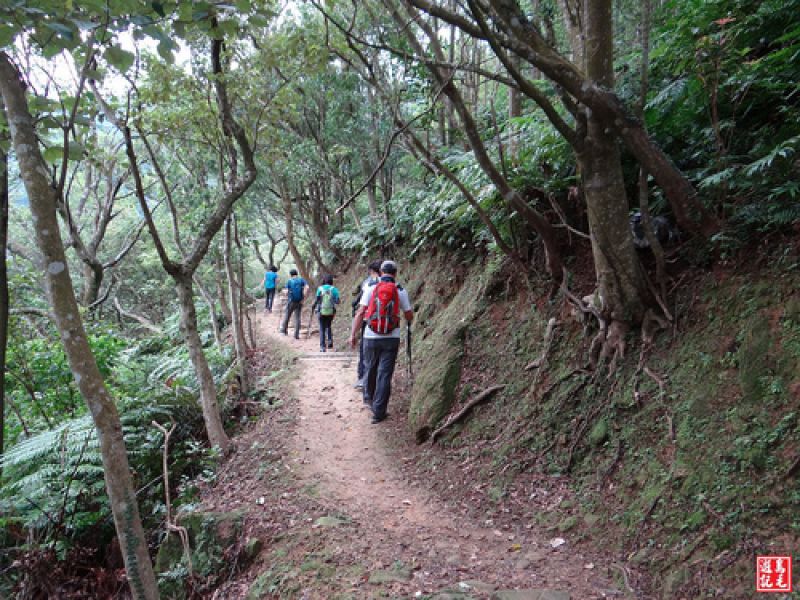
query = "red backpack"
(365, 280, 401, 334)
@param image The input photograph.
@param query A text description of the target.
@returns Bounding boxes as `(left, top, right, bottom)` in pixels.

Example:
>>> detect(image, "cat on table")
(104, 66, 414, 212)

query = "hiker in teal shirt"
(311, 274, 340, 352)
(280, 269, 307, 339)
(262, 265, 279, 312)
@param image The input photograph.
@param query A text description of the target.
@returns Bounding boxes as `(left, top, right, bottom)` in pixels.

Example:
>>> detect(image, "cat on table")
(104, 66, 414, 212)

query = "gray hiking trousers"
(281, 300, 303, 338)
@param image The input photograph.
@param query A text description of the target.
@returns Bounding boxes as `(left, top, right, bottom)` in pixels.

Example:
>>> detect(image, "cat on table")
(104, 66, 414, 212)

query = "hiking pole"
(406, 322, 414, 382)
(305, 304, 315, 339)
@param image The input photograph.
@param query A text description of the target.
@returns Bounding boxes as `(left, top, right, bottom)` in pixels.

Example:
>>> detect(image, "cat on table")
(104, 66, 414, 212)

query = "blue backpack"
(287, 278, 305, 302)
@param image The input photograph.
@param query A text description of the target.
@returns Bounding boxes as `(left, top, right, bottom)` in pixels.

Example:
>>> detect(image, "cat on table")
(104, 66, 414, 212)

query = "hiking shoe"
(354, 380, 364, 389)
(327, 341, 333, 349)
(371, 414, 387, 424)
(320, 347, 326, 353)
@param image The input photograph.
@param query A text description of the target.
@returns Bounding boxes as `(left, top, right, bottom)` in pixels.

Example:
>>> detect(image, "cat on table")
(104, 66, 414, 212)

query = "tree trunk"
(557, 0, 584, 64)
(280, 190, 313, 284)
(224, 218, 249, 396)
(361, 158, 378, 218)
(0, 98, 8, 471)
(174, 274, 230, 452)
(193, 276, 224, 349)
(380, 165, 392, 224)
(0, 52, 159, 600)
(215, 251, 232, 327)
(508, 55, 521, 163)
(580, 0, 648, 324)
(81, 260, 103, 306)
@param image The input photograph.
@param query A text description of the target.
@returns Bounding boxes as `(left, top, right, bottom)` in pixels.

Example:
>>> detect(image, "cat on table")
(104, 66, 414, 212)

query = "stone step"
(297, 353, 357, 360)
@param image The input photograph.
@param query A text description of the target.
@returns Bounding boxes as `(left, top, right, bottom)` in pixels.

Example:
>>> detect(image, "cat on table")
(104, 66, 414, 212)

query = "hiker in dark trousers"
(311, 274, 340, 352)
(262, 265, 279, 312)
(280, 269, 307, 339)
(349, 260, 413, 424)
(352, 259, 382, 389)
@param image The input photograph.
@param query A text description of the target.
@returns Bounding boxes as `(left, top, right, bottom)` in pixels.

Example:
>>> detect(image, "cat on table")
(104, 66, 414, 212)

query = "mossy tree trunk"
(579, 0, 649, 324)
(0, 51, 159, 600)
(175, 274, 231, 450)
(224, 217, 249, 396)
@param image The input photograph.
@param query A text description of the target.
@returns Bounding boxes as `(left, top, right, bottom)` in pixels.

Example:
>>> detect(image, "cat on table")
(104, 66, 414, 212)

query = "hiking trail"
(203, 297, 626, 599)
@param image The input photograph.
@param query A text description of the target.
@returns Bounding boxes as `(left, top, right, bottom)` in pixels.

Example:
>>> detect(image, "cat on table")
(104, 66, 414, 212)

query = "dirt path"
(208, 301, 625, 599)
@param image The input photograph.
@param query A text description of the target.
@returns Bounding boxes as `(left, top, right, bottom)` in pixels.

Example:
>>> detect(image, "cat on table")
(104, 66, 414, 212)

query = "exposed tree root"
(153, 419, 193, 575)
(525, 317, 558, 371)
(430, 384, 506, 444)
(784, 455, 800, 480)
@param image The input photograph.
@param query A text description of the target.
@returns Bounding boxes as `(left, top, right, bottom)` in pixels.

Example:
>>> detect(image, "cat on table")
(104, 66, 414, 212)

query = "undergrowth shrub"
(0, 326, 232, 596)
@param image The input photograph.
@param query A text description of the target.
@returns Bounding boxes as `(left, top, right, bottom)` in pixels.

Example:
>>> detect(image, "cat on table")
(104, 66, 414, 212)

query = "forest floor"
(202, 300, 629, 600)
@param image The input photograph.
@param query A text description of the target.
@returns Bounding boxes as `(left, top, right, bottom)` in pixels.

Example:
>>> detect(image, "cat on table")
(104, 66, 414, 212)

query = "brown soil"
(202, 298, 624, 599)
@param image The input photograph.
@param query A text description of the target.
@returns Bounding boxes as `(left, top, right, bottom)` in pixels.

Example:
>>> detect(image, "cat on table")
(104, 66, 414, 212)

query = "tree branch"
(113, 297, 163, 334)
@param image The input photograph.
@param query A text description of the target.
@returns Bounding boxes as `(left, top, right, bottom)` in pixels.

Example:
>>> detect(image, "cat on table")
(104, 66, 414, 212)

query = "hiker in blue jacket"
(262, 265, 279, 312)
(311, 274, 340, 352)
(280, 269, 307, 339)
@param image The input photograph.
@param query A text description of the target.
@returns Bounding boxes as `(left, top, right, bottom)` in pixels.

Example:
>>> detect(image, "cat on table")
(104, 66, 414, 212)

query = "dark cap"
(289, 269, 298, 276)
(380, 260, 397, 274)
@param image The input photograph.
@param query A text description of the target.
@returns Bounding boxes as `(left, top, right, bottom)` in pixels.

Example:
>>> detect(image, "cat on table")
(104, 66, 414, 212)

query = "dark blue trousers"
(362, 337, 400, 419)
(265, 288, 276, 311)
(319, 314, 334, 349)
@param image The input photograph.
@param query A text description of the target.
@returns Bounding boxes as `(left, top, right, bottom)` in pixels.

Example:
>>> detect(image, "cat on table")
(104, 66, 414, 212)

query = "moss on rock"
(409, 324, 466, 442)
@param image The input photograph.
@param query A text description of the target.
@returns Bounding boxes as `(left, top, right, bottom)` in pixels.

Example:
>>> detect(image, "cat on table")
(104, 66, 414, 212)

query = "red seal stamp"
(756, 556, 792, 593)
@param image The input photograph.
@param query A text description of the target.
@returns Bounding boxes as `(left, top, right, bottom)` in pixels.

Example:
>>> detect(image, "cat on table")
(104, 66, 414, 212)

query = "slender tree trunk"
(174, 275, 230, 451)
(215, 252, 232, 327)
(280, 190, 312, 284)
(558, 0, 584, 64)
(232, 221, 256, 350)
(0, 98, 8, 470)
(580, 0, 648, 324)
(508, 54, 521, 163)
(395, 4, 563, 277)
(361, 158, 379, 218)
(224, 218, 249, 396)
(194, 276, 224, 349)
(0, 52, 159, 600)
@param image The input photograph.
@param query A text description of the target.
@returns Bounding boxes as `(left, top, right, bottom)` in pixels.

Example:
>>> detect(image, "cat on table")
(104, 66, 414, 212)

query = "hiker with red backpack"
(349, 260, 414, 424)
(311, 274, 340, 352)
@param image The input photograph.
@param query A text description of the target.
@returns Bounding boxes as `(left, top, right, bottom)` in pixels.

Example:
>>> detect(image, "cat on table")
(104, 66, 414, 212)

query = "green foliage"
(1, 305, 230, 592)
(647, 0, 800, 239)
(3, 323, 126, 445)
